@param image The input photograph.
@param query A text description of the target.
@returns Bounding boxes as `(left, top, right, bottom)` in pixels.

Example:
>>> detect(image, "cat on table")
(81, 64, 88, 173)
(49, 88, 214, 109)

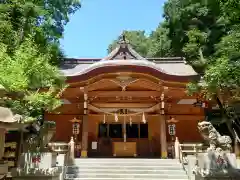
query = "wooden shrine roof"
(60, 34, 198, 80)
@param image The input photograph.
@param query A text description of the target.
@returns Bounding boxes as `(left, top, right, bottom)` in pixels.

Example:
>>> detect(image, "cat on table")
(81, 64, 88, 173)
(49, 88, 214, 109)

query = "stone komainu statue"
(197, 121, 232, 151)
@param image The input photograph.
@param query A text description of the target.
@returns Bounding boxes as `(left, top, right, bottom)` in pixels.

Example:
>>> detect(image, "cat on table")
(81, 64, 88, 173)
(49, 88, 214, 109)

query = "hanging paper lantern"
(115, 113, 118, 122)
(142, 113, 146, 124)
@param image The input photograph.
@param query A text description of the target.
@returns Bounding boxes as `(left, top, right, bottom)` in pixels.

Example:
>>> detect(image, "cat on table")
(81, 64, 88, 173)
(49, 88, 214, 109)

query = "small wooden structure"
(46, 35, 206, 158)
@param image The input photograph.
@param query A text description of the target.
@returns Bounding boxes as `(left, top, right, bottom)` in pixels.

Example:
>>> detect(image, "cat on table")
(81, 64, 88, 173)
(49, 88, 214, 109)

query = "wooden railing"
(174, 137, 203, 164)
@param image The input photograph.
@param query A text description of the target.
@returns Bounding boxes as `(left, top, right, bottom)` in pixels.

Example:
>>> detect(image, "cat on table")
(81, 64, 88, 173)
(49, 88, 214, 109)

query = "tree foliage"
(0, 0, 81, 65)
(147, 24, 173, 57)
(107, 0, 240, 139)
(0, 37, 65, 123)
(163, 0, 240, 140)
(0, 0, 81, 122)
(108, 29, 174, 58)
(108, 0, 240, 103)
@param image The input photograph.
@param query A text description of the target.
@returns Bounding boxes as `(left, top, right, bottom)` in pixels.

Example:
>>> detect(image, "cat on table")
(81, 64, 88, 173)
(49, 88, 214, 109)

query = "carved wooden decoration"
(110, 76, 139, 91)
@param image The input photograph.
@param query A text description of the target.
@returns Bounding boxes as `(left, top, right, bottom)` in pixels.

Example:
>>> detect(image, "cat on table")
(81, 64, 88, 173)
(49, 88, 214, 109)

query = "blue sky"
(60, 0, 166, 58)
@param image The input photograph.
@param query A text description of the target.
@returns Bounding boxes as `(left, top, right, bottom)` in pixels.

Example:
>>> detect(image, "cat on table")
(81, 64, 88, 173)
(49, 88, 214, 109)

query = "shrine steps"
(64, 158, 188, 180)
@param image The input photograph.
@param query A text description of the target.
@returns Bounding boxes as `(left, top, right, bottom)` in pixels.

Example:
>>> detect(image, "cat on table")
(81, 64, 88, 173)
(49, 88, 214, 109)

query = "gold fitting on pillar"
(161, 151, 168, 159)
(81, 150, 88, 158)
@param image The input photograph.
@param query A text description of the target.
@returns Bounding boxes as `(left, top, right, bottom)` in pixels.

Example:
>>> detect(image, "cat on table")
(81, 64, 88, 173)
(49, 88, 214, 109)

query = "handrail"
(62, 137, 75, 180)
(179, 144, 203, 163)
(175, 138, 203, 164)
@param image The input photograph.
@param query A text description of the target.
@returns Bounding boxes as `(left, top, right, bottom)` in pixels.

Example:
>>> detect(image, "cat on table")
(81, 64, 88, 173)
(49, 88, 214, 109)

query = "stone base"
(194, 152, 240, 179)
(195, 174, 239, 180)
(12, 175, 59, 180)
(11, 167, 62, 180)
(0, 162, 8, 178)
(19, 153, 57, 169)
(56, 154, 65, 166)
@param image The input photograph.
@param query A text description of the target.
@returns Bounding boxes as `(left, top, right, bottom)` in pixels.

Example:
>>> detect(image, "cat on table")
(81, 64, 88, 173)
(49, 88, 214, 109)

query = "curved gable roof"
(60, 34, 198, 82)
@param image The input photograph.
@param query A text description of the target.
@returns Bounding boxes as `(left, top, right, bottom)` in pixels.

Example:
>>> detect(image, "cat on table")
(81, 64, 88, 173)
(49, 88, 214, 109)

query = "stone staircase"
(64, 158, 188, 180)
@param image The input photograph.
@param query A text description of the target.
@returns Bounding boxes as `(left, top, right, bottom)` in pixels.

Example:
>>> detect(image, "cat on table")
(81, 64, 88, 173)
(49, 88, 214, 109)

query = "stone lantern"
(0, 107, 23, 178)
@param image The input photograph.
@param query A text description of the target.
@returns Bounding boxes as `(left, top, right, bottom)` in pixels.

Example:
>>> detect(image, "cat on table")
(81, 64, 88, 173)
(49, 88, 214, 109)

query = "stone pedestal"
(0, 162, 8, 179)
(12, 152, 61, 180)
(18, 152, 57, 169)
(193, 152, 240, 180)
(56, 154, 65, 167)
(12, 175, 60, 180)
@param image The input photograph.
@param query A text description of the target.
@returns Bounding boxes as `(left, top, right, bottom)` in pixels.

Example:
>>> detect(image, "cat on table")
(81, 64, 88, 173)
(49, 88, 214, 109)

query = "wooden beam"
(46, 113, 203, 117)
(91, 102, 157, 108)
(86, 79, 118, 91)
(127, 79, 163, 91)
(88, 91, 161, 98)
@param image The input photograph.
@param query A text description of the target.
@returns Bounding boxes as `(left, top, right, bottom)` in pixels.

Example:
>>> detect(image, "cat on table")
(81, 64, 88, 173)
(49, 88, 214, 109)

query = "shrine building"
(45, 36, 206, 158)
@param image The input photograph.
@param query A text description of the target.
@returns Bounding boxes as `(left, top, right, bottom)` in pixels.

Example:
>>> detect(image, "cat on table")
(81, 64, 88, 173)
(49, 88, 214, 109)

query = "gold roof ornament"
(69, 117, 81, 123)
(167, 116, 179, 123)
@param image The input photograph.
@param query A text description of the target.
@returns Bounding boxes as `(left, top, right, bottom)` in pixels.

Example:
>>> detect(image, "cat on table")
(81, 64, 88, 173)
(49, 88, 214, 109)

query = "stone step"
(65, 158, 187, 180)
(74, 162, 181, 165)
(75, 158, 179, 160)
(74, 163, 182, 167)
(74, 160, 182, 165)
(66, 165, 183, 170)
(65, 178, 187, 180)
(74, 158, 180, 162)
(65, 168, 186, 174)
(67, 173, 188, 179)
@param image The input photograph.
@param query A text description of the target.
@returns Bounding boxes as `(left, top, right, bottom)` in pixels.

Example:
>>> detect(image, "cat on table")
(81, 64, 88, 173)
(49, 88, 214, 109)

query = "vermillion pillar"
(160, 92, 167, 158)
(81, 115, 88, 158)
(160, 115, 167, 158)
(81, 93, 88, 158)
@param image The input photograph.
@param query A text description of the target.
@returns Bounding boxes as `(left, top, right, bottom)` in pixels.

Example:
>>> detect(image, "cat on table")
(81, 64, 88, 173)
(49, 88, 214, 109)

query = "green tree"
(163, 0, 224, 65)
(0, 37, 65, 123)
(177, 0, 240, 142)
(0, 0, 80, 150)
(147, 23, 173, 57)
(0, 0, 81, 65)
